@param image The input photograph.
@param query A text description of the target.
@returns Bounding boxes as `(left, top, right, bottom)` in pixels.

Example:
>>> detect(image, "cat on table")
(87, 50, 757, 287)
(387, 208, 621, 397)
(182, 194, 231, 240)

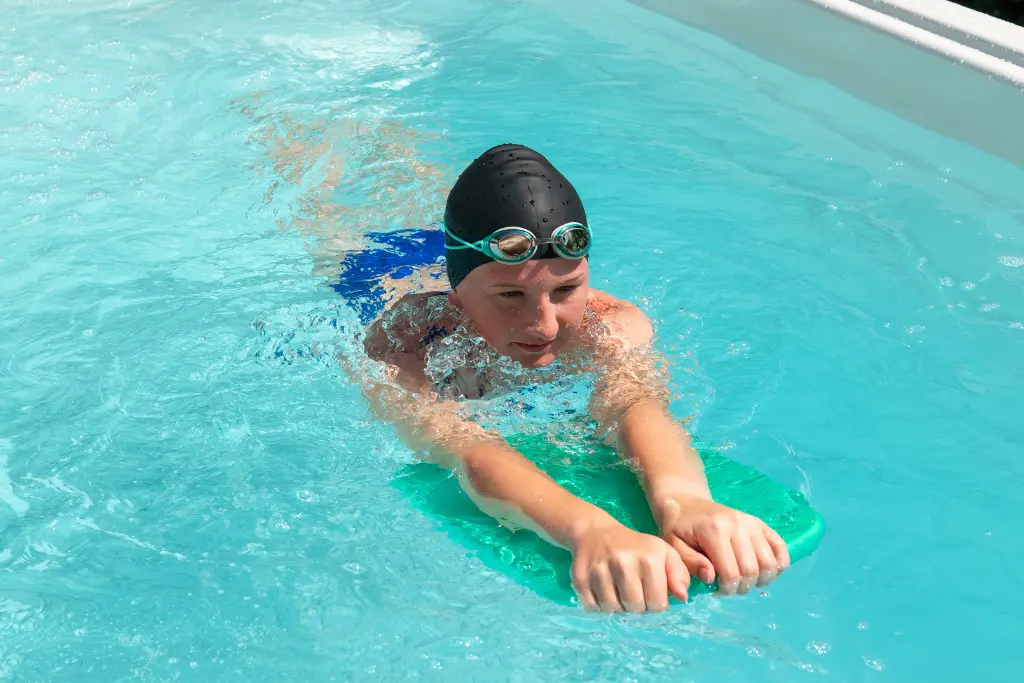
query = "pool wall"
(632, 0, 1024, 169)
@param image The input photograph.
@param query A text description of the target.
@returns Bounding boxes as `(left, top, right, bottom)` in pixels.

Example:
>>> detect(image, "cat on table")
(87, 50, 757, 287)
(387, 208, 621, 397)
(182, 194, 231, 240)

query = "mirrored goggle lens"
(490, 231, 535, 262)
(556, 226, 591, 257)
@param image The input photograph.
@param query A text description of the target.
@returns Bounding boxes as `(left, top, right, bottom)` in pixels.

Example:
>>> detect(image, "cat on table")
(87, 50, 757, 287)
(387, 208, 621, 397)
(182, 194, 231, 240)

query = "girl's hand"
(569, 519, 690, 612)
(656, 496, 790, 595)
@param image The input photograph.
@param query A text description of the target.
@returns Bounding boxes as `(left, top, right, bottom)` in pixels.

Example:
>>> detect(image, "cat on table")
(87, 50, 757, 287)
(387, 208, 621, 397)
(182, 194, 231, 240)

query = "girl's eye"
(498, 291, 523, 299)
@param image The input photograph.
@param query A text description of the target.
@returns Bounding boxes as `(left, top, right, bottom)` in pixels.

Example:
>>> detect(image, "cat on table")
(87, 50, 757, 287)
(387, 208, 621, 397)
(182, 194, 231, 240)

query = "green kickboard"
(391, 425, 825, 605)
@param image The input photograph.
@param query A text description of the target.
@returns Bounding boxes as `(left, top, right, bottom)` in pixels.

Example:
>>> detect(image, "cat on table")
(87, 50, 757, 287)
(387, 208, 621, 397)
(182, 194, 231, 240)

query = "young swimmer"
(353, 144, 790, 613)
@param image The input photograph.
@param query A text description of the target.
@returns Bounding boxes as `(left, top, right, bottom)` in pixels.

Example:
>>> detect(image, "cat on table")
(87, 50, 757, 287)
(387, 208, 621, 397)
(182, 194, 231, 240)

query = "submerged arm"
(357, 309, 606, 547)
(356, 363, 617, 552)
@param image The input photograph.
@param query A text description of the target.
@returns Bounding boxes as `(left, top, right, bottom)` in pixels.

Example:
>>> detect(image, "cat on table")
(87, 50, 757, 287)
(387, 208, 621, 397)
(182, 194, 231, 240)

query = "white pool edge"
(806, 0, 1024, 84)
(852, 0, 1024, 61)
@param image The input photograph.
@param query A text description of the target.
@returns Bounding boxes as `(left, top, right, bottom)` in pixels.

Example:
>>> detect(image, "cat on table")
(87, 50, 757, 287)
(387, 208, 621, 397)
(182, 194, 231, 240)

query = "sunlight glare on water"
(1, 0, 1022, 680)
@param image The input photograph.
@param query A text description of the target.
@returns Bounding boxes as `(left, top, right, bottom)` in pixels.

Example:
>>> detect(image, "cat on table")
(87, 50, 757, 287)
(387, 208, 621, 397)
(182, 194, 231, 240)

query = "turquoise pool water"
(2, 0, 1023, 680)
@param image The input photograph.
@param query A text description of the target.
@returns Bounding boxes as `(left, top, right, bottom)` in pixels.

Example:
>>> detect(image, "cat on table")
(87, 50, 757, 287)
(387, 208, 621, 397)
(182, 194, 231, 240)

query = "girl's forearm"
(615, 400, 713, 522)
(445, 439, 621, 552)
(354, 367, 619, 551)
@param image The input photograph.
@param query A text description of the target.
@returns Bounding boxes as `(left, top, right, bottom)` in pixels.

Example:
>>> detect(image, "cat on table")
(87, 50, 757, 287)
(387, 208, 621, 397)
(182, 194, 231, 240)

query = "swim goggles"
(442, 221, 592, 264)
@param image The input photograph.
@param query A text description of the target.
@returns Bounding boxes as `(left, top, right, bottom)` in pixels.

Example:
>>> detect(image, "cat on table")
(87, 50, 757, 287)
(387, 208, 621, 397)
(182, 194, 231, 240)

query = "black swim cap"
(443, 144, 587, 288)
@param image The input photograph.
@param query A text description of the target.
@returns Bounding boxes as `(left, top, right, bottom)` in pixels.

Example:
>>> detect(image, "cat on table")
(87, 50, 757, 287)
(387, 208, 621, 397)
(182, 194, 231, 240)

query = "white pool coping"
(622, 0, 1024, 169)
(815, 0, 1024, 84)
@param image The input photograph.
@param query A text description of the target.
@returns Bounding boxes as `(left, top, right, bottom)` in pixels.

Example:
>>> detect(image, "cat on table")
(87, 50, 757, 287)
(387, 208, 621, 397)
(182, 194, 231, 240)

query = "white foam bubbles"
(260, 25, 438, 86)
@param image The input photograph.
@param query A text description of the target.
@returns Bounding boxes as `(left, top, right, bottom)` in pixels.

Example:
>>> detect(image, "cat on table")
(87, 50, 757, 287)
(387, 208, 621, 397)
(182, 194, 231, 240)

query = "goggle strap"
(441, 226, 480, 250)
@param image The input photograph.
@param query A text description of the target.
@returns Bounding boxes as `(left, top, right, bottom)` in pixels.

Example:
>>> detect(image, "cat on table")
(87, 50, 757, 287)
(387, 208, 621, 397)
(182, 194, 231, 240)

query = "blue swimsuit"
(330, 227, 447, 325)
